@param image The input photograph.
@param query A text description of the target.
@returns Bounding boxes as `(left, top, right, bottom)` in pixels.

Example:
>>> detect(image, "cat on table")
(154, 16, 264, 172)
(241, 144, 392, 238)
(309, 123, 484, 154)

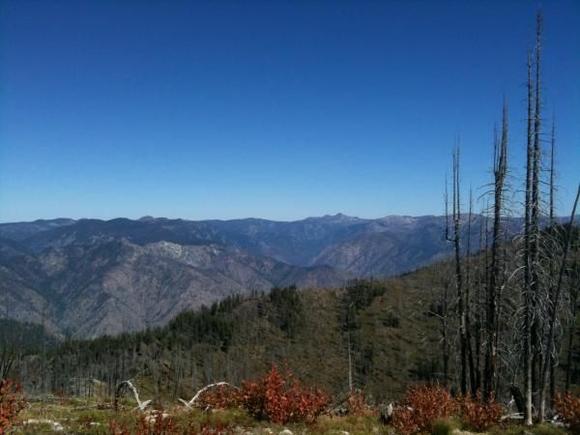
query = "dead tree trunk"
(466, 188, 477, 395)
(484, 102, 508, 401)
(531, 11, 543, 421)
(548, 119, 557, 409)
(523, 47, 536, 427)
(446, 146, 468, 395)
(549, 121, 555, 226)
(474, 208, 488, 393)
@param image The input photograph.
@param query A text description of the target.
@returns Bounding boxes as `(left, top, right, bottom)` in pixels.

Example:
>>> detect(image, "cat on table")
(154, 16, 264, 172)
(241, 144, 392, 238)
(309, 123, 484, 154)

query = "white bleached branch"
(179, 381, 239, 409)
(115, 380, 152, 412)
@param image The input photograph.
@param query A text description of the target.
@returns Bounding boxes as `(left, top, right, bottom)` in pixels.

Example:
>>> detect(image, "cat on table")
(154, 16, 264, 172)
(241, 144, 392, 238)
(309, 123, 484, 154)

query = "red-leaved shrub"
(138, 412, 176, 435)
(109, 412, 176, 435)
(391, 385, 457, 435)
(240, 365, 329, 424)
(456, 393, 502, 432)
(195, 383, 242, 410)
(554, 392, 580, 432)
(108, 420, 130, 435)
(0, 379, 26, 433)
(346, 390, 376, 417)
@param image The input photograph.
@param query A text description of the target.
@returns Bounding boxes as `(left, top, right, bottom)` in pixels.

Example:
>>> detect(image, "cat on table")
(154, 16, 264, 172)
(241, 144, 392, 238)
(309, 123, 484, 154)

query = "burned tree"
(484, 102, 508, 401)
(522, 42, 536, 428)
(446, 146, 469, 395)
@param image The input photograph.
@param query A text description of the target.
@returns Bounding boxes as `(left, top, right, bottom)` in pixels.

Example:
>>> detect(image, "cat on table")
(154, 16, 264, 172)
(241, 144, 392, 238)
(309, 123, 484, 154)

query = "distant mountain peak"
(304, 213, 361, 223)
(378, 215, 418, 224)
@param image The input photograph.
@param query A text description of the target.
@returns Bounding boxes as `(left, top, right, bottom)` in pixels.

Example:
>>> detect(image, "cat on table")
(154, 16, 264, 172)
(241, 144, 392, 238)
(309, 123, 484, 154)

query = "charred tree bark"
(466, 188, 477, 396)
(523, 47, 535, 427)
(548, 119, 557, 410)
(484, 102, 508, 401)
(530, 12, 543, 421)
(474, 209, 488, 393)
(454, 147, 468, 396)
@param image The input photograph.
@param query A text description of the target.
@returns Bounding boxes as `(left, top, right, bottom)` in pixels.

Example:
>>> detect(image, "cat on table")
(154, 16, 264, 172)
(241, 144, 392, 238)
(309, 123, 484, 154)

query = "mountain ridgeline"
(0, 214, 525, 338)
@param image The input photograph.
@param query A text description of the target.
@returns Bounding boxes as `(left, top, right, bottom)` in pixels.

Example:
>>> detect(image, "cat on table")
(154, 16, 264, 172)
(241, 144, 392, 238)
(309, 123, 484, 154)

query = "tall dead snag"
(484, 101, 508, 401)
(465, 188, 476, 395)
(548, 119, 557, 410)
(446, 146, 468, 395)
(441, 179, 452, 386)
(549, 120, 556, 225)
(530, 11, 543, 421)
(473, 205, 489, 393)
(539, 185, 580, 420)
(522, 42, 536, 428)
(445, 174, 450, 242)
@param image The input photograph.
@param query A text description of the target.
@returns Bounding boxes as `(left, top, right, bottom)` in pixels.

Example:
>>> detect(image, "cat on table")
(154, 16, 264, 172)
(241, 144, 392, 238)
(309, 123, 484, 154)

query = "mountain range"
(0, 213, 517, 338)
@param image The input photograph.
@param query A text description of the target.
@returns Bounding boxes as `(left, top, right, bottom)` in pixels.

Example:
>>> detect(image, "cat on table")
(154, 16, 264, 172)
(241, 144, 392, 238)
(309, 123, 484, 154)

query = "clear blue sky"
(0, 0, 578, 222)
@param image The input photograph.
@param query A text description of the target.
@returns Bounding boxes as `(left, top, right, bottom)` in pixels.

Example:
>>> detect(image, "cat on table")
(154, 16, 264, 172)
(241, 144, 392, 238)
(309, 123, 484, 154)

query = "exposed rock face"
(312, 216, 452, 276)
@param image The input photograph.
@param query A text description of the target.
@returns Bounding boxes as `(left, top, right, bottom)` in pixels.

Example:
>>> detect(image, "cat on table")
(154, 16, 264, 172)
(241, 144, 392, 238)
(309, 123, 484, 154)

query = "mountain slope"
(0, 238, 347, 338)
(1, 214, 499, 275)
(3, 215, 370, 266)
(0, 213, 530, 338)
(0, 218, 75, 241)
(313, 216, 452, 276)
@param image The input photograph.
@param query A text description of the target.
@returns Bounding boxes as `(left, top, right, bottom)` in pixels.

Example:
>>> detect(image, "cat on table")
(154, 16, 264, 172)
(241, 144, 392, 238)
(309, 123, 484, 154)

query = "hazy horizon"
(0, 212, 441, 224)
(4, 211, 580, 226)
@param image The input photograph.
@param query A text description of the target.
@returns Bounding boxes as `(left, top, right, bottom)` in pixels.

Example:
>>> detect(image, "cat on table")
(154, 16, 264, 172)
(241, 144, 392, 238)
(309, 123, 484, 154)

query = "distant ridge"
(0, 213, 561, 338)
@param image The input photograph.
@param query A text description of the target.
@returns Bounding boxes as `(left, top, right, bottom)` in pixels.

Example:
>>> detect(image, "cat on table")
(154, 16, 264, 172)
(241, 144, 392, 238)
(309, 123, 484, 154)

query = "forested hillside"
(10, 278, 437, 402)
(7, 240, 579, 407)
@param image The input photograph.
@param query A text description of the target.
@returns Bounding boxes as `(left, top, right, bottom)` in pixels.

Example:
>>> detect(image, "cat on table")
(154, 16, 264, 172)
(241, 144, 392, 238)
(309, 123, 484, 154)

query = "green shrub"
(531, 423, 569, 435)
(431, 418, 458, 435)
(489, 424, 567, 435)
